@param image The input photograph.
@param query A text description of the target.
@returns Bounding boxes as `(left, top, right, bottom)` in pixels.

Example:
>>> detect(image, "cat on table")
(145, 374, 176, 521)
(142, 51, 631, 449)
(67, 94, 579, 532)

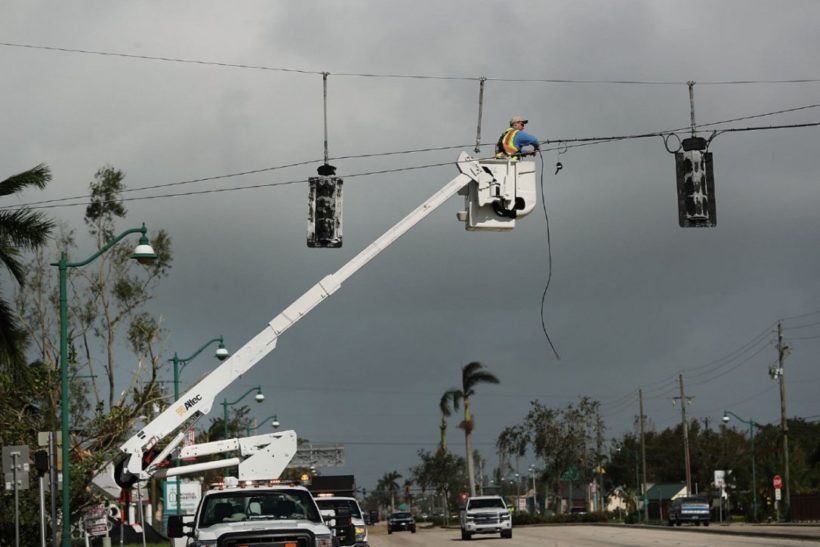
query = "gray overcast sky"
(2, 1, 820, 491)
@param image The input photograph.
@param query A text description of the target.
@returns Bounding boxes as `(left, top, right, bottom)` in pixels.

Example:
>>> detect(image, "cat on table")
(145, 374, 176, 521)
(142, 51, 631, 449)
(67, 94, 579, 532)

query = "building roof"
(645, 483, 686, 500)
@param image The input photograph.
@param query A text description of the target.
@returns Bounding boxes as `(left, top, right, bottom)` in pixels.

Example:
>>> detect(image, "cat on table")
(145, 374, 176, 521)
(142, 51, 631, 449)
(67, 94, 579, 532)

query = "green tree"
(377, 470, 402, 511)
(410, 449, 468, 520)
(438, 389, 459, 454)
(496, 397, 601, 512)
(13, 165, 172, 530)
(0, 164, 53, 374)
(450, 361, 499, 497)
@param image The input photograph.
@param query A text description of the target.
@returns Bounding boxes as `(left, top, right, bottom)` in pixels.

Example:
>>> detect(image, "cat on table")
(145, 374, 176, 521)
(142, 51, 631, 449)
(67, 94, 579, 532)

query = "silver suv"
(460, 495, 512, 540)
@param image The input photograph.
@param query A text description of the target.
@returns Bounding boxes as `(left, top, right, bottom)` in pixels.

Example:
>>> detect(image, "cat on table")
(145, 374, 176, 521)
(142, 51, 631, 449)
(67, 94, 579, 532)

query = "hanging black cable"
(537, 150, 560, 360)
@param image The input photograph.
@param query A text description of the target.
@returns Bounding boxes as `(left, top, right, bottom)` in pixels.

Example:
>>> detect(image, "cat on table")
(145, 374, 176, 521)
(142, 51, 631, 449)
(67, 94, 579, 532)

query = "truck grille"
(219, 530, 313, 547)
(474, 515, 499, 524)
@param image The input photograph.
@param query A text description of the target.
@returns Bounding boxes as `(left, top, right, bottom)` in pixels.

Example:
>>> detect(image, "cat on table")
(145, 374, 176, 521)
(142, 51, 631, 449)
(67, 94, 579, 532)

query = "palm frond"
(462, 361, 500, 394)
(0, 245, 25, 285)
(0, 209, 54, 250)
(439, 388, 461, 415)
(0, 164, 51, 197)
(0, 291, 28, 373)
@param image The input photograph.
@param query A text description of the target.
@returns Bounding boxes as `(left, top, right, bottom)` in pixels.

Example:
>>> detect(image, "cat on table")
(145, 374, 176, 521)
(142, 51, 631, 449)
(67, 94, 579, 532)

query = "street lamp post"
(528, 465, 537, 514)
(617, 444, 641, 522)
(513, 474, 520, 509)
(169, 337, 229, 517)
(222, 386, 265, 439)
(171, 337, 229, 403)
(246, 414, 280, 436)
(722, 411, 759, 522)
(52, 224, 157, 547)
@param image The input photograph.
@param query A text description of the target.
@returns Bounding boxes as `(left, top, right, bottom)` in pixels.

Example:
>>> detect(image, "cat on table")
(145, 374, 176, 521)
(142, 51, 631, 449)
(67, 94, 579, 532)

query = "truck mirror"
(167, 515, 185, 538)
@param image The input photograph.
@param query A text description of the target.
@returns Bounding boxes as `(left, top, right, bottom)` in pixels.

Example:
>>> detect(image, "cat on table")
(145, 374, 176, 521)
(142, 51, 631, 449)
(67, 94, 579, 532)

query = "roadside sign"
(83, 504, 109, 537)
(775, 488, 782, 501)
(560, 467, 579, 481)
(164, 478, 202, 515)
(3, 446, 30, 491)
(773, 475, 782, 489)
(714, 470, 726, 488)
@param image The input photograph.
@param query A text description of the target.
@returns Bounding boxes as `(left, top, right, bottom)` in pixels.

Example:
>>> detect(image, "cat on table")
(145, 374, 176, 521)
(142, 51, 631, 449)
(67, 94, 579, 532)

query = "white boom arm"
(105, 152, 497, 488)
(94, 430, 298, 499)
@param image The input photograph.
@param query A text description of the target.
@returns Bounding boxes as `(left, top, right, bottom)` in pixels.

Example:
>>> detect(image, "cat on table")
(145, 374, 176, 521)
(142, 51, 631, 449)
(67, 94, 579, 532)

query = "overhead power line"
(600, 320, 779, 410)
(6, 113, 820, 212)
(3, 41, 820, 85)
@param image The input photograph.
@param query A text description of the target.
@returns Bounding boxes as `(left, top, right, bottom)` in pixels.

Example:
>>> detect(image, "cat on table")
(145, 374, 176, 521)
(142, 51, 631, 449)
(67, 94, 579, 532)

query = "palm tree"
(378, 470, 402, 512)
(0, 164, 53, 371)
(438, 389, 460, 454)
(451, 361, 499, 497)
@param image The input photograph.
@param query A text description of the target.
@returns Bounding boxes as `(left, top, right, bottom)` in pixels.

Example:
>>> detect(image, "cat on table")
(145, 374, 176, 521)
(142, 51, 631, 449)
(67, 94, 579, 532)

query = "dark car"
(667, 496, 710, 526)
(387, 511, 416, 534)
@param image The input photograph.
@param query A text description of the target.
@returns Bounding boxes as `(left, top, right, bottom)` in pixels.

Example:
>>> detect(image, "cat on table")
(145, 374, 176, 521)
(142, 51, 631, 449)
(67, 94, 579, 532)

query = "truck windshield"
(315, 499, 362, 519)
(468, 499, 505, 509)
(200, 489, 321, 526)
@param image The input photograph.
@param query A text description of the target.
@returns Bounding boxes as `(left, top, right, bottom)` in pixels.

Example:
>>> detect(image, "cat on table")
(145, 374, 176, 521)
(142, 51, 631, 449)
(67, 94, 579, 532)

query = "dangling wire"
(537, 149, 561, 360)
(554, 143, 567, 175)
(474, 77, 486, 153)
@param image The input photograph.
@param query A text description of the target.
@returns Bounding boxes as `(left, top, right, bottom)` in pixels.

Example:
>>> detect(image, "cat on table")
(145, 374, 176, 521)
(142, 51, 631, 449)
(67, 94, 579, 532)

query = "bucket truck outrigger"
(93, 151, 537, 504)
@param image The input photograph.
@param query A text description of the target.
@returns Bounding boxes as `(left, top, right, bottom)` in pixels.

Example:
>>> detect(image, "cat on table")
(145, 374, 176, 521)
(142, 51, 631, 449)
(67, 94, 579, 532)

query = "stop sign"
(773, 475, 782, 489)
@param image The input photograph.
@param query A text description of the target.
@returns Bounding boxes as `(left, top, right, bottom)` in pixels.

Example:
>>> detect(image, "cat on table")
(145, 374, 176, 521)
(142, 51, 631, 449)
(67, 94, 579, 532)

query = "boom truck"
(92, 152, 537, 545)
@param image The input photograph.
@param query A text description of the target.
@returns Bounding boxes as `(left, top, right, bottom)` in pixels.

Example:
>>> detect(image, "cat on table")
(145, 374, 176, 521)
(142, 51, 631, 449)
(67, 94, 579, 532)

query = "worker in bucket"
(496, 116, 541, 158)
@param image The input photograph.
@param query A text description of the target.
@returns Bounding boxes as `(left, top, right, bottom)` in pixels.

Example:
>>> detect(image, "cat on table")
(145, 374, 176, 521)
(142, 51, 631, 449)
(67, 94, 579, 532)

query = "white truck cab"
(460, 495, 512, 540)
(314, 496, 368, 546)
(168, 480, 334, 547)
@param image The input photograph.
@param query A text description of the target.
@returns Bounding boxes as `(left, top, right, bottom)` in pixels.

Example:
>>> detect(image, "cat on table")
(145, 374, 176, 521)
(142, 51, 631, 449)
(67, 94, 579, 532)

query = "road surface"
(370, 523, 820, 546)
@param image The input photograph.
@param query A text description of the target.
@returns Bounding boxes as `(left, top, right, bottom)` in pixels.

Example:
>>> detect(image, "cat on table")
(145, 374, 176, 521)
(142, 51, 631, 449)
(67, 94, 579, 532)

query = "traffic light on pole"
(675, 137, 717, 227)
(308, 164, 343, 248)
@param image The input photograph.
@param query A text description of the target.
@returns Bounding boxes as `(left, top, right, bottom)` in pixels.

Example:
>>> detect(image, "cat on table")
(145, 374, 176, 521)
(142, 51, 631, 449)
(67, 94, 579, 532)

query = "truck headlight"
(501, 513, 511, 520)
(355, 526, 366, 539)
(316, 535, 334, 547)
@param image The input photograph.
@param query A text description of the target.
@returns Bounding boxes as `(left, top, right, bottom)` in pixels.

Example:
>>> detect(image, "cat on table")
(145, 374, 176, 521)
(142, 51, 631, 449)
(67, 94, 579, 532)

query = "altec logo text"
(176, 394, 203, 416)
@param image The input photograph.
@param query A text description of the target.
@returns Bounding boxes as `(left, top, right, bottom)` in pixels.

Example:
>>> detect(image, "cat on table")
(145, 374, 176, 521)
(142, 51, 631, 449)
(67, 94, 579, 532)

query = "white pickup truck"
(167, 479, 335, 547)
(460, 495, 512, 540)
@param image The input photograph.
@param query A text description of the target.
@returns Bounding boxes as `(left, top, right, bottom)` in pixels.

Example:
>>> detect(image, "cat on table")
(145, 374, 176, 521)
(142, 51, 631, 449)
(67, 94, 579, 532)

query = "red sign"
(773, 475, 782, 489)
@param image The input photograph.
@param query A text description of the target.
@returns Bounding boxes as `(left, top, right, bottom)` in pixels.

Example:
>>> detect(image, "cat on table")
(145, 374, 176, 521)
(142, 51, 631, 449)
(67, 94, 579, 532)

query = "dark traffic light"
(308, 171, 343, 248)
(675, 137, 716, 227)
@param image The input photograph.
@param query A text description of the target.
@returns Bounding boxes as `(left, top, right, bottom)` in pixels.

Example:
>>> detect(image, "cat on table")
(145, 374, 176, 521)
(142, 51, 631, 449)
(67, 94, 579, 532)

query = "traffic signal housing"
(308, 172, 343, 248)
(675, 137, 716, 227)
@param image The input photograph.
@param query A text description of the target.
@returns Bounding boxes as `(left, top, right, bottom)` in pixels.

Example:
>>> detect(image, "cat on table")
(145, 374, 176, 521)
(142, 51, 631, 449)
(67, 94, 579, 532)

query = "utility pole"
(639, 389, 648, 522)
(596, 412, 604, 513)
(674, 374, 694, 495)
(777, 320, 791, 519)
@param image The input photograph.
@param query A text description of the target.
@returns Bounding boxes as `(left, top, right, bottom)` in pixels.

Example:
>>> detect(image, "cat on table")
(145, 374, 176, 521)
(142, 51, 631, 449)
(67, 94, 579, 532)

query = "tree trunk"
(440, 417, 447, 452)
(464, 398, 476, 497)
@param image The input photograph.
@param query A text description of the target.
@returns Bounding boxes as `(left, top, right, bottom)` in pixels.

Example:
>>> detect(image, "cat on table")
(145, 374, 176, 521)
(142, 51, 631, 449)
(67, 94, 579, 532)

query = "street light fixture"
(245, 415, 280, 436)
(722, 410, 759, 522)
(528, 464, 538, 514)
(222, 386, 264, 439)
(168, 336, 229, 517)
(52, 223, 157, 547)
(170, 337, 229, 403)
